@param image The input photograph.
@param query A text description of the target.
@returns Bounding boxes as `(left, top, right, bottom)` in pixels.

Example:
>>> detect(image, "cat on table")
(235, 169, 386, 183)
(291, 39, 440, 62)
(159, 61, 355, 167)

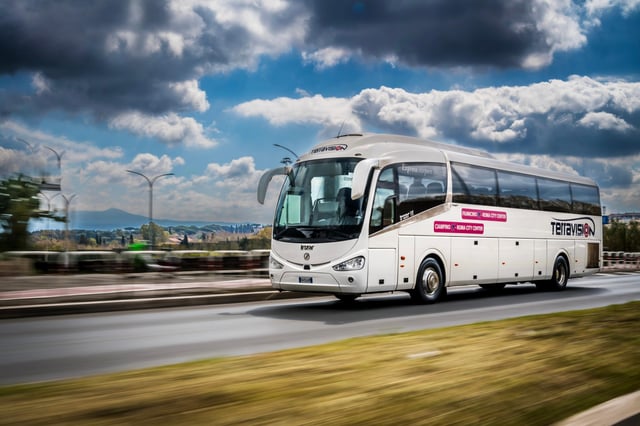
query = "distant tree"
(0, 176, 63, 250)
(604, 220, 640, 252)
(181, 233, 189, 247)
(239, 237, 249, 251)
(255, 226, 272, 240)
(628, 221, 639, 252)
(78, 233, 88, 246)
(140, 222, 167, 243)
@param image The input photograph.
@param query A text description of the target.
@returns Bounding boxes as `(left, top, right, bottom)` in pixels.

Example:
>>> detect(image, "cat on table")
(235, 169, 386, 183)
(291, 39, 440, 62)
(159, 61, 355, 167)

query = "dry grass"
(1, 302, 639, 425)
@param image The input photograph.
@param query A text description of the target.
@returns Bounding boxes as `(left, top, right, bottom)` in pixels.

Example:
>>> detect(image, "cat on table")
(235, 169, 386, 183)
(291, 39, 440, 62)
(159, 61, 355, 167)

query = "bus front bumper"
(270, 265, 367, 295)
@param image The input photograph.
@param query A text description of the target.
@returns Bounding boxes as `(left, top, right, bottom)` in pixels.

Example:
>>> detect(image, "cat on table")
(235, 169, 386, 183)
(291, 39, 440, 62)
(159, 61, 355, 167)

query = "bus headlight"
(332, 256, 365, 271)
(270, 255, 284, 270)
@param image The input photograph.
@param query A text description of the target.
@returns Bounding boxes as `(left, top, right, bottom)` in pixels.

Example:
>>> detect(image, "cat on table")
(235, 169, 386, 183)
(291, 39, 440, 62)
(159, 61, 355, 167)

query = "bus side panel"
(367, 249, 397, 292)
(534, 239, 548, 280)
(368, 229, 400, 292)
(498, 239, 534, 283)
(397, 236, 415, 291)
(449, 237, 499, 285)
(573, 240, 584, 276)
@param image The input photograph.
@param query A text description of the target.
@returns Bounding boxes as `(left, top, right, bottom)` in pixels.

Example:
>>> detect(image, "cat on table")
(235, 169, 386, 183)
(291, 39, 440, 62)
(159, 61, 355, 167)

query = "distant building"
(609, 213, 640, 224)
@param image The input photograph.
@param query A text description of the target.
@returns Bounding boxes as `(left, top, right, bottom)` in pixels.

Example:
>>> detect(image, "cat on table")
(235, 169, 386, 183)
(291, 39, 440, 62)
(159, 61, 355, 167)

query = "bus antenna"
(336, 121, 345, 138)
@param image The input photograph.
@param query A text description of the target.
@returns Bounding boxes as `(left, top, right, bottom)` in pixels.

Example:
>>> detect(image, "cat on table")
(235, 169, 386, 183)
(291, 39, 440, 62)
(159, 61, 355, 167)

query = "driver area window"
(369, 162, 447, 234)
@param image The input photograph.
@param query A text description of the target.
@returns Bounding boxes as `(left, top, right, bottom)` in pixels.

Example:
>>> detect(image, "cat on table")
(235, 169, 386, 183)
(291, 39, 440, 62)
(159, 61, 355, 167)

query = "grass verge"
(1, 302, 639, 425)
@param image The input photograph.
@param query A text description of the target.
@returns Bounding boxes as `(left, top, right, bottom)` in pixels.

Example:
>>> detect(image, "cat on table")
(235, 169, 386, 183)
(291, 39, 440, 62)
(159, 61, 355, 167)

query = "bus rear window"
(571, 184, 601, 215)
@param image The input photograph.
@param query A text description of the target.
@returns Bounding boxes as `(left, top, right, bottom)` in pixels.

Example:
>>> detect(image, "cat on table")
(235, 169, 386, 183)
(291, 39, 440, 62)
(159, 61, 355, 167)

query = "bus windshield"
(273, 158, 365, 242)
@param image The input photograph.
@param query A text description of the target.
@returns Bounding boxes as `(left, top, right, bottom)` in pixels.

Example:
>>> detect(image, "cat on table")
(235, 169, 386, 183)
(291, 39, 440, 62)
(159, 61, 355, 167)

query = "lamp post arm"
(273, 144, 299, 160)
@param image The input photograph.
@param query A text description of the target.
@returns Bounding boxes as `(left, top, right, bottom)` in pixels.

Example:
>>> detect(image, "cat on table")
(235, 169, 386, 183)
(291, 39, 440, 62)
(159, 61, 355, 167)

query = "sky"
(1, 0, 639, 226)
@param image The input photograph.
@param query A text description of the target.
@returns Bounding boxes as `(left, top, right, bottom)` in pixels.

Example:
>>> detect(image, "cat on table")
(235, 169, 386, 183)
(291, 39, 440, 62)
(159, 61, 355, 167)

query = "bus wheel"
(537, 256, 569, 291)
(411, 258, 446, 304)
(335, 294, 359, 303)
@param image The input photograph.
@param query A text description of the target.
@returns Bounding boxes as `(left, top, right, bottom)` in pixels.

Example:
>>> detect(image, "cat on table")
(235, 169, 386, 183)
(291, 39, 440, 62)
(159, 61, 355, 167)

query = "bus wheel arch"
(411, 255, 446, 304)
(537, 254, 569, 291)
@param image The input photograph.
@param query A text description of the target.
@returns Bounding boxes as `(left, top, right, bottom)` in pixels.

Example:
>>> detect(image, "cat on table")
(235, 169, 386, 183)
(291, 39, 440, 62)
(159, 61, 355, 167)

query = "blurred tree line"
(604, 221, 640, 252)
(0, 177, 64, 251)
(1, 175, 271, 252)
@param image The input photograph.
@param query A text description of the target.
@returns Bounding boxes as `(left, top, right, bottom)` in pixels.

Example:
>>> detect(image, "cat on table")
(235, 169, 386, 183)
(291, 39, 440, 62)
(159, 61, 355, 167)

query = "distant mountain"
(32, 208, 252, 231)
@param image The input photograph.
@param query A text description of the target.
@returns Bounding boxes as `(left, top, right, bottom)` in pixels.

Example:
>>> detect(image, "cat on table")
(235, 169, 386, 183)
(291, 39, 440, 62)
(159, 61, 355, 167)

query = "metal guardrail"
(0, 249, 271, 275)
(603, 251, 640, 269)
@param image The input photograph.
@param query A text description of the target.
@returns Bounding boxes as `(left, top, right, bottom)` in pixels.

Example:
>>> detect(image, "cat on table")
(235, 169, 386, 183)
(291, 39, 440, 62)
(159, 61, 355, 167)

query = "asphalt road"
(1, 272, 638, 385)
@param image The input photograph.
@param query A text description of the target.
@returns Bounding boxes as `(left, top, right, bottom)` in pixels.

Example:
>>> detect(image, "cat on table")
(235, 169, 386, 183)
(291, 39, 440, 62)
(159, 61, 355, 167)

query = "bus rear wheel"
(411, 258, 446, 304)
(537, 256, 569, 291)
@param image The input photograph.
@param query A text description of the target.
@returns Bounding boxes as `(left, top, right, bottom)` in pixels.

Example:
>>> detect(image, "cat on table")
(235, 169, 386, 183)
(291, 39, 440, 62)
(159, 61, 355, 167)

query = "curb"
(555, 390, 640, 426)
(0, 289, 324, 319)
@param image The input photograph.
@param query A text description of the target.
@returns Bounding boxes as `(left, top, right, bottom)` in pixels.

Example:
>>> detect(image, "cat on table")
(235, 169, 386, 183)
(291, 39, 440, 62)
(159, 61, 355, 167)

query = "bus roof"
(299, 133, 597, 187)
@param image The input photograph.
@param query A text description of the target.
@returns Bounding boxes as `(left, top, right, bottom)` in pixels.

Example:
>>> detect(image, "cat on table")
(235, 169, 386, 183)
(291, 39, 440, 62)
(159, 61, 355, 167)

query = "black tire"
(334, 293, 359, 303)
(537, 256, 569, 291)
(411, 258, 446, 304)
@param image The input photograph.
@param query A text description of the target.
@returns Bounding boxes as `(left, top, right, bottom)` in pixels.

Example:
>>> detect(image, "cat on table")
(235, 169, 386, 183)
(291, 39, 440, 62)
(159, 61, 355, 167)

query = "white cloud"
(109, 112, 217, 148)
(0, 120, 123, 166)
(523, 0, 587, 69)
(129, 153, 183, 174)
(205, 156, 265, 191)
(585, 0, 640, 17)
(232, 77, 640, 156)
(168, 80, 209, 113)
(232, 94, 361, 131)
(578, 111, 634, 131)
(302, 47, 351, 69)
(31, 72, 50, 94)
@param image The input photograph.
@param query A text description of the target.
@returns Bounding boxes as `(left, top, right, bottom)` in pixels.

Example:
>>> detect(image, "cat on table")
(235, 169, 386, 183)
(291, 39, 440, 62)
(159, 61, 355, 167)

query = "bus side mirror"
(257, 166, 292, 204)
(351, 159, 379, 200)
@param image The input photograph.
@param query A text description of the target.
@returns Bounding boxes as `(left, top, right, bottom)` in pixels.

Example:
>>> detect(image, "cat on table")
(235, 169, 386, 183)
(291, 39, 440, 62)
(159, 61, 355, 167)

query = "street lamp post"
(59, 193, 76, 258)
(38, 192, 60, 257)
(126, 170, 174, 249)
(273, 144, 299, 165)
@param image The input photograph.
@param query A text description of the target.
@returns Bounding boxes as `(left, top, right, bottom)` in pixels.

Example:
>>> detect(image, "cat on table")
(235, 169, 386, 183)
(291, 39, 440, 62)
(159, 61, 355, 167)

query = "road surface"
(1, 272, 638, 385)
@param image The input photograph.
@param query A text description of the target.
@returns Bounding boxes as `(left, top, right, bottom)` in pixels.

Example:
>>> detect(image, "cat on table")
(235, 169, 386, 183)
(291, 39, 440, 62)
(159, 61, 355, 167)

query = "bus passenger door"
(367, 167, 399, 292)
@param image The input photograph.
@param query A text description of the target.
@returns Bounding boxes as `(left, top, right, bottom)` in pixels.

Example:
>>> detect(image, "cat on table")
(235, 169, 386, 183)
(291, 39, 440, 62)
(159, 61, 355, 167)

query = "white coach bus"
(258, 133, 601, 303)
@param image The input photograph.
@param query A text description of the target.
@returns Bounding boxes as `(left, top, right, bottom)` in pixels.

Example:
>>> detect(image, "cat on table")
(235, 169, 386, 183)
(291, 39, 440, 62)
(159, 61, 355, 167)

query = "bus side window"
(451, 163, 497, 206)
(397, 163, 447, 217)
(538, 178, 571, 213)
(498, 171, 538, 210)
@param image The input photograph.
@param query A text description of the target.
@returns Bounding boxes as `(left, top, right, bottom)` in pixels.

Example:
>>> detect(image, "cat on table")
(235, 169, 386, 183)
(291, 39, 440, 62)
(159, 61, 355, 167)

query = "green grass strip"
(1, 302, 639, 425)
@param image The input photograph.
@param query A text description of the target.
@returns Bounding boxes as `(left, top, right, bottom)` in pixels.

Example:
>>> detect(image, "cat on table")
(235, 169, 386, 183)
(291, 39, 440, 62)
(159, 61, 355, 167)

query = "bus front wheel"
(411, 258, 446, 304)
(537, 256, 569, 291)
